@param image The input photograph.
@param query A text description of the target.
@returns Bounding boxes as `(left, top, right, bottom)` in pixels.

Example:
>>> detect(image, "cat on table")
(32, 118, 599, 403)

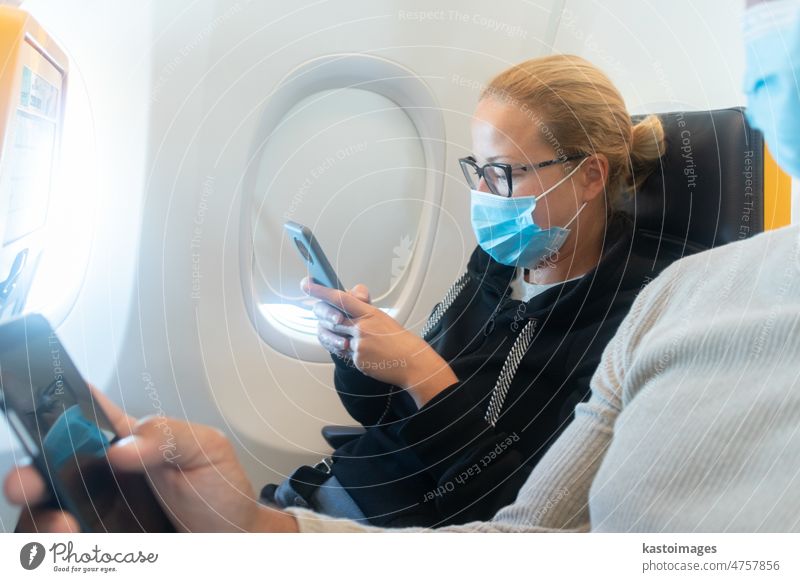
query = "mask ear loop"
(533, 155, 590, 231)
(561, 156, 593, 229)
(563, 201, 589, 229)
(533, 156, 589, 201)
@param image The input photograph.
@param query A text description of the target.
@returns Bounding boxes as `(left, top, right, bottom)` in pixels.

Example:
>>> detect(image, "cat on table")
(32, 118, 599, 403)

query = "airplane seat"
(625, 107, 774, 259)
(321, 107, 780, 451)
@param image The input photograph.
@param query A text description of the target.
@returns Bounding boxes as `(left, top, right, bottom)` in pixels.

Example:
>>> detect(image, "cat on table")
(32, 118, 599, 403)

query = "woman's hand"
(313, 283, 371, 359)
(303, 278, 459, 407)
(3, 385, 298, 533)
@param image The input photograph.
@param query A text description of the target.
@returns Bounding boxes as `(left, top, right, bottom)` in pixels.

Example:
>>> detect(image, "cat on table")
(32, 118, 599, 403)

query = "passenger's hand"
(3, 385, 299, 533)
(4, 386, 134, 532)
(302, 278, 459, 407)
(314, 283, 370, 359)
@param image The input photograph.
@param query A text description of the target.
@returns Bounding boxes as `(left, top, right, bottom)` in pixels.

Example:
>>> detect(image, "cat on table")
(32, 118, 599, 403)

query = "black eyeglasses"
(459, 153, 587, 197)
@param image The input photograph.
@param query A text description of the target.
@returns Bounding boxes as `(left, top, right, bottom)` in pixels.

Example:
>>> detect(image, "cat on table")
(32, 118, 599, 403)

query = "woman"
(261, 54, 673, 527)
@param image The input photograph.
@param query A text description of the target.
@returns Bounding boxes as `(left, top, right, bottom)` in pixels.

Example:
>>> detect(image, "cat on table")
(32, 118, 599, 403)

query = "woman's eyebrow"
(484, 155, 517, 163)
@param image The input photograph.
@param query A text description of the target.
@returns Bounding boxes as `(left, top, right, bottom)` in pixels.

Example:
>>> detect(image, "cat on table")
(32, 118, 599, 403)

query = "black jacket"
(329, 212, 677, 527)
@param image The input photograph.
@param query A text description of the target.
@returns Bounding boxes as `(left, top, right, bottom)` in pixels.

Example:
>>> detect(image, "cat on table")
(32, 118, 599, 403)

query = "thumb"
(107, 415, 232, 471)
(87, 384, 137, 438)
(349, 284, 371, 304)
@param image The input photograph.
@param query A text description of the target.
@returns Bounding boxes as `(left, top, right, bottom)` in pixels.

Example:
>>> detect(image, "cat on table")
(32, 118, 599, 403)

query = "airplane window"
(250, 88, 427, 336)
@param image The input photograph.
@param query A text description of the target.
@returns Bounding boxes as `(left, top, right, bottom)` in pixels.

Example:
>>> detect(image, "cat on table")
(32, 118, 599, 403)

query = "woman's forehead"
(472, 122, 554, 164)
(474, 98, 553, 146)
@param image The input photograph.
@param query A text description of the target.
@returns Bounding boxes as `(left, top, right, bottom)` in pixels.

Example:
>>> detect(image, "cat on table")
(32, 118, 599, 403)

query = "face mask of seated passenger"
(743, 0, 800, 176)
(470, 157, 588, 267)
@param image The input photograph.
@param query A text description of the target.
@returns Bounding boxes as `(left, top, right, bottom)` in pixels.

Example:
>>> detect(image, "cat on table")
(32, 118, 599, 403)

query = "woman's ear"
(580, 154, 609, 202)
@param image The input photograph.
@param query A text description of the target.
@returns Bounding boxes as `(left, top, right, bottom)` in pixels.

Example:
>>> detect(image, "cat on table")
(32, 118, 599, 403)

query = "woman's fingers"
(313, 300, 344, 325)
(317, 315, 358, 335)
(301, 278, 371, 318)
(317, 326, 349, 353)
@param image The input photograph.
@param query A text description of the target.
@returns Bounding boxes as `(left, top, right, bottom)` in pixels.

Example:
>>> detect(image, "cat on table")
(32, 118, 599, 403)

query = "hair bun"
(627, 115, 666, 192)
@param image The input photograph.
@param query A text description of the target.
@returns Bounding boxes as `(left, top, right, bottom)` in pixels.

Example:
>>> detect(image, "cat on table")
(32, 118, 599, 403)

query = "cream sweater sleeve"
(285, 266, 678, 533)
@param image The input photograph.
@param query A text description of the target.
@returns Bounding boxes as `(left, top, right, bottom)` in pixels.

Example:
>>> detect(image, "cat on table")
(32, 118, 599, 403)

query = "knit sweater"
(286, 223, 800, 532)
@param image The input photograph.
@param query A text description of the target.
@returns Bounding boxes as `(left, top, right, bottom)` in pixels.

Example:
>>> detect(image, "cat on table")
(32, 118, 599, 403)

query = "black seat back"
(624, 107, 765, 255)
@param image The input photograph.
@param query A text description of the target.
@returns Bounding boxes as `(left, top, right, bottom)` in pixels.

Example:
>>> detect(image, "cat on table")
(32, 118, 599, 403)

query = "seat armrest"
(321, 425, 366, 449)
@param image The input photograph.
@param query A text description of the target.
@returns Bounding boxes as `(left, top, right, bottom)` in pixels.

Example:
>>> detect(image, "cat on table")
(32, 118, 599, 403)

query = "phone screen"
(0, 315, 175, 532)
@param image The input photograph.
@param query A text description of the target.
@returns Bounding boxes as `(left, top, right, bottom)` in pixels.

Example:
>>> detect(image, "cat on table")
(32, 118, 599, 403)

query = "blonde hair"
(481, 54, 665, 209)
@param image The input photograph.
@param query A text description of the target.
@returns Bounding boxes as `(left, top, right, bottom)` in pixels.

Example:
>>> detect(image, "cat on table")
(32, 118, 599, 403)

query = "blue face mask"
(743, 1, 800, 176)
(470, 158, 588, 267)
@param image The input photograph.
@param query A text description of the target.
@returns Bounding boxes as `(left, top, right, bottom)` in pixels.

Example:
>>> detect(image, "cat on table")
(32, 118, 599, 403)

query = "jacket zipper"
(417, 271, 539, 428)
(484, 318, 538, 427)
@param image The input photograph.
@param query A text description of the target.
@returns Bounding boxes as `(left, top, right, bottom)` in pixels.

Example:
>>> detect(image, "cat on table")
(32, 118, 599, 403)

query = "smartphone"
(283, 221, 345, 291)
(0, 314, 175, 532)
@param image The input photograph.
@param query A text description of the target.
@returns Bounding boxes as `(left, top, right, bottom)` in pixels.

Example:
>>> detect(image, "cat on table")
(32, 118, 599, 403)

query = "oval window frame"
(240, 53, 446, 363)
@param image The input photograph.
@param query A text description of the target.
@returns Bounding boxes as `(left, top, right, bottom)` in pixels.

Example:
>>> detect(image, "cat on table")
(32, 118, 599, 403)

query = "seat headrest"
(623, 107, 764, 252)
